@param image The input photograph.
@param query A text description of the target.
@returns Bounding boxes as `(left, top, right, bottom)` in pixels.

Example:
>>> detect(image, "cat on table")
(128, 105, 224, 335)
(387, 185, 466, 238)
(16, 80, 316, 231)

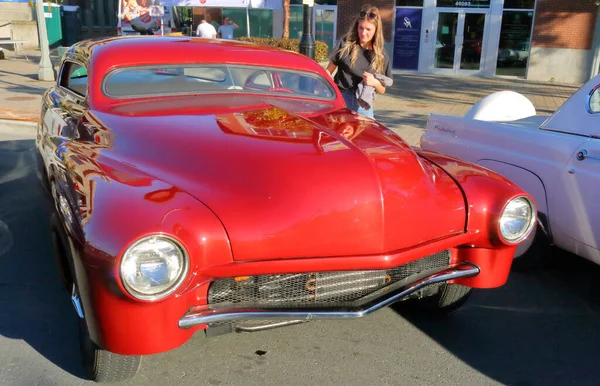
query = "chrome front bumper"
(179, 263, 480, 329)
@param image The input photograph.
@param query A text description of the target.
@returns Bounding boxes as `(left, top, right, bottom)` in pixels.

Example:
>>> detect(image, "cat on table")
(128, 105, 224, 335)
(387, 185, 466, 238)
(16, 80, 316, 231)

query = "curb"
(0, 119, 38, 131)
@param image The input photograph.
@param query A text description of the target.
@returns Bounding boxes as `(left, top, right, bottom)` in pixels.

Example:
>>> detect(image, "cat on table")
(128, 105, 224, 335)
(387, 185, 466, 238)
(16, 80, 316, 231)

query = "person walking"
(196, 18, 217, 38)
(326, 4, 392, 119)
(218, 17, 238, 39)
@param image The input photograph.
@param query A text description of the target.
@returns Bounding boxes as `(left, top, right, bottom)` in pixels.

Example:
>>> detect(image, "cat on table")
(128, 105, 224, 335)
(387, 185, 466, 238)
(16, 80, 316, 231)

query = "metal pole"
(35, 0, 55, 81)
(299, 0, 315, 59)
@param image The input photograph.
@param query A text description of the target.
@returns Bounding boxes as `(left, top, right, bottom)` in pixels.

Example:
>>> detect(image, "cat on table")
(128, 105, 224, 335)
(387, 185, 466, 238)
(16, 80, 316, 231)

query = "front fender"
(60, 155, 233, 355)
(416, 150, 537, 249)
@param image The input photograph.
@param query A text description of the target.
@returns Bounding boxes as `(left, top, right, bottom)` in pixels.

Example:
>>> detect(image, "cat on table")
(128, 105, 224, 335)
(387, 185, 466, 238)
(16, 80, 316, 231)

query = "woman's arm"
(362, 72, 386, 94)
(326, 62, 337, 77)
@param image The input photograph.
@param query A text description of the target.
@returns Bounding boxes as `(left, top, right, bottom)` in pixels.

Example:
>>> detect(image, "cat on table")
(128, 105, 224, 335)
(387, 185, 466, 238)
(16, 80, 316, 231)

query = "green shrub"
(236, 37, 329, 62)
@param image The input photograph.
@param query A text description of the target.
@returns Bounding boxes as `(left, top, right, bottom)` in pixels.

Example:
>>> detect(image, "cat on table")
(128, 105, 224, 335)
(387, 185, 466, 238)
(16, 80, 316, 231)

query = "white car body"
(421, 74, 600, 264)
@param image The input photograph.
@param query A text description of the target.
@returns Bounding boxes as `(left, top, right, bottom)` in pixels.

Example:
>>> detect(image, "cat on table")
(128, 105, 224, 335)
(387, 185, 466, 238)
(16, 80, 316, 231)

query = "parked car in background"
(497, 41, 530, 66)
(421, 74, 600, 269)
(38, 36, 536, 382)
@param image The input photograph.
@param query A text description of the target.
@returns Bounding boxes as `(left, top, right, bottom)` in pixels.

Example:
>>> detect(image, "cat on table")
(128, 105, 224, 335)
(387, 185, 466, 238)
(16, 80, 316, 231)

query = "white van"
(117, 1, 176, 36)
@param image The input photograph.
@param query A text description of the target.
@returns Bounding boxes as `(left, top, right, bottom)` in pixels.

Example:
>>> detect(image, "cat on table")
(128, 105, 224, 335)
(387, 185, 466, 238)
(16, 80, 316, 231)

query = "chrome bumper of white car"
(178, 263, 480, 329)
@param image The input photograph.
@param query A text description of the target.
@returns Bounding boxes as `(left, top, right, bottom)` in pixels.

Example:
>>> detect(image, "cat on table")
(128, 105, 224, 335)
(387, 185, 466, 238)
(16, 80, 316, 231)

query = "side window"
(60, 62, 88, 97)
(589, 85, 600, 114)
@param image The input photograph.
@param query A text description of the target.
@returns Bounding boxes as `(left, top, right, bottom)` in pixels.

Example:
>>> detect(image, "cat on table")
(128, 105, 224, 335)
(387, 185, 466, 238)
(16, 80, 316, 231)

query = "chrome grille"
(208, 250, 450, 308)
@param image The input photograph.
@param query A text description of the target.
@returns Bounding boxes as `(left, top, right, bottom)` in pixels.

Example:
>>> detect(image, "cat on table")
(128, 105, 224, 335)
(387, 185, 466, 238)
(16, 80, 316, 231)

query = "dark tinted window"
(60, 61, 88, 97)
(503, 0, 535, 9)
(396, 0, 424, 5)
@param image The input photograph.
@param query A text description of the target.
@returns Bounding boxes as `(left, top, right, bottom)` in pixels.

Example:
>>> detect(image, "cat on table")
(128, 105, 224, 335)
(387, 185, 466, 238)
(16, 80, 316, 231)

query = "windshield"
(102, 64, 336, 100)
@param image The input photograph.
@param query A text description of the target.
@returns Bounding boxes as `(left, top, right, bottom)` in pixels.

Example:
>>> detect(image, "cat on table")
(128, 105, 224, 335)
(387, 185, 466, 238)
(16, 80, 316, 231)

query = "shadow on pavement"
(0, 139, 86, 381)
(393, 251, 600, 385)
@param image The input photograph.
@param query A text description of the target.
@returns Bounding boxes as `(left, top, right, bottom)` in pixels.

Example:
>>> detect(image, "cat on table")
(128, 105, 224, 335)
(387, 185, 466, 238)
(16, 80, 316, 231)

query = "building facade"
(336, 0, 599, 84)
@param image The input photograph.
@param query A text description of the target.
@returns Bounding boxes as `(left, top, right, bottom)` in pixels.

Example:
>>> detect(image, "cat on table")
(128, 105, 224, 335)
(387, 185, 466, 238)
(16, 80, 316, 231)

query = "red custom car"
(38, 36, 536, 382)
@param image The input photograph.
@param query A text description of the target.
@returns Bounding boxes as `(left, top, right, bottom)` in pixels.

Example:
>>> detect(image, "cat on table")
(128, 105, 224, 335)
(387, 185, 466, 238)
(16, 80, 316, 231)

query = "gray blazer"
(355, 74, 394, 110)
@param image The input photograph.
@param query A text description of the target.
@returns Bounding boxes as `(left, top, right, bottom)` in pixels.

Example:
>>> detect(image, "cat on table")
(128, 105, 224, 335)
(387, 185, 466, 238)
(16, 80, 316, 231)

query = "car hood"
(96, 102, 466, 261)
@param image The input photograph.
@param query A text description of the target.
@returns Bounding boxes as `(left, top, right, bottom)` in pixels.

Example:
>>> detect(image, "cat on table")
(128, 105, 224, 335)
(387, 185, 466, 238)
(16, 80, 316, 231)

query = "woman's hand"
(362, 72, 386, 94)
(362, 72, 379, 87)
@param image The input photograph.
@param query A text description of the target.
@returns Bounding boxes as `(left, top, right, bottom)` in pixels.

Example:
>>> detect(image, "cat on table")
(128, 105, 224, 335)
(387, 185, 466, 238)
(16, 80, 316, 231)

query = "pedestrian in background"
(218, 17, 239, 39)
(326, 4, 392, 119)
(196, 18, 217, 38)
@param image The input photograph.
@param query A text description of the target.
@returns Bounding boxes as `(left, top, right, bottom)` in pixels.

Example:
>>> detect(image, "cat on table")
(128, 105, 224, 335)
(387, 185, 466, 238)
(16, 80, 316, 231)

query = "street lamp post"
(299, 0, 315, 60)
(35, 0, 55, 81)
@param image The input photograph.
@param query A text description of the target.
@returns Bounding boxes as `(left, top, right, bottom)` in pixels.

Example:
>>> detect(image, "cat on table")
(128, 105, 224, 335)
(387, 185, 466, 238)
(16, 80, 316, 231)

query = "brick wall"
(336, 0, 394, 42)
(532, 0, 598, 49)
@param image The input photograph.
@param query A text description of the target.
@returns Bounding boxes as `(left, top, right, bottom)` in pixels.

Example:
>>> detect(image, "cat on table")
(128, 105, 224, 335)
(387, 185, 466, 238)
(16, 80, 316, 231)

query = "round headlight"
(499, 197, 536, 244)
(120, 235, 188, 300)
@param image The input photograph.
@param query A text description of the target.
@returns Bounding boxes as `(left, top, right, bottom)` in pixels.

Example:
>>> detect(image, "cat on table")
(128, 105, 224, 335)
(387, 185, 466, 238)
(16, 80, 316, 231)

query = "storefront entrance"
(433, 9, 488, 74)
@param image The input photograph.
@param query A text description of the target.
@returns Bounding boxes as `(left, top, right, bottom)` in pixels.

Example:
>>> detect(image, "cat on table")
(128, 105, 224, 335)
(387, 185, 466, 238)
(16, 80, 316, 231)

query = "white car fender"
(464, 91, 536, 122)
(476, 160, 548, 227)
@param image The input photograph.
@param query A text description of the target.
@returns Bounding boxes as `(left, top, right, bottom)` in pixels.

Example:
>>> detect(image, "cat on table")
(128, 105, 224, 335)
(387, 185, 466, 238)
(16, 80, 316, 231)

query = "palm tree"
(282, 0, 290, 38)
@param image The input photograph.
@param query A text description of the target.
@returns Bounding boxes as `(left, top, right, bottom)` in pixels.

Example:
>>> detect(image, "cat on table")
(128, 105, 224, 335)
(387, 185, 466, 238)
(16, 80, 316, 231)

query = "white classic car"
(421, 74, 600, 269)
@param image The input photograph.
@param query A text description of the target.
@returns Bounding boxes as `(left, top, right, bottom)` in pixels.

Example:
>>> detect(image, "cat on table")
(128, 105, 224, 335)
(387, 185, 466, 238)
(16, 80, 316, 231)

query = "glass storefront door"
(434, 10, 487, 74)
(313, 5, 337, 55)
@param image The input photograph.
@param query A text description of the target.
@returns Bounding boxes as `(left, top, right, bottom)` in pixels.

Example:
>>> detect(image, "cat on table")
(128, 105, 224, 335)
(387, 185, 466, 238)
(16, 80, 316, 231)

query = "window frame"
(101, 64, 337, 101)
(58, 60, 89, 99)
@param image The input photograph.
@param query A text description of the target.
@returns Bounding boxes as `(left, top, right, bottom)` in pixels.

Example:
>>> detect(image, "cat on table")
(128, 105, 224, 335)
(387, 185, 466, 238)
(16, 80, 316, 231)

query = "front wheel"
(79, 317, 142, 383)
(408, 284, 472, 316)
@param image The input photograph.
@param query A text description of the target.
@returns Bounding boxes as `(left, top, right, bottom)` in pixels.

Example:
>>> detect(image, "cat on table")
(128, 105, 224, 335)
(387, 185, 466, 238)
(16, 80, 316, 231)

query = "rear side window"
(589, 84, 600, 114)
(60, 61, 88, 97)
(102, 64, 335, 100)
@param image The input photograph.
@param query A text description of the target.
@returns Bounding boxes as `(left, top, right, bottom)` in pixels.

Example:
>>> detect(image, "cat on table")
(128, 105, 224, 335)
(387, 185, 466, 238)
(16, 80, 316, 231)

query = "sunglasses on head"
(359, 11, 378, 20)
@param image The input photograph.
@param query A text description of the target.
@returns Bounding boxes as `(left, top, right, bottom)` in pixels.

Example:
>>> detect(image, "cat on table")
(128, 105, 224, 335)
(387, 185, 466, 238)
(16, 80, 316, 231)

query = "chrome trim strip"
(178, 263, 480, 329)
(585, 83, 600, 115)
(536, 217, 548, 238)
(234, 320, 308, 333)
(71, 285, 84, 319)
(540, 127, 600, 139)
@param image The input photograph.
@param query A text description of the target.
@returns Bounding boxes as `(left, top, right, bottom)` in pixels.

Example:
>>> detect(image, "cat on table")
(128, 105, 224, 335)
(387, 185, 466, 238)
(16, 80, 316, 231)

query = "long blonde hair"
(332, 4, 385, 74)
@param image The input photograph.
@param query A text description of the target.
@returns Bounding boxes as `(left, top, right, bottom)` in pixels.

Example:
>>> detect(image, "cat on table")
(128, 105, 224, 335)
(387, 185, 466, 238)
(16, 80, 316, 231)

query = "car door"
(556, 84, 600, 259)
(43, 61, 89, 166)
(41, 60, 90, 232)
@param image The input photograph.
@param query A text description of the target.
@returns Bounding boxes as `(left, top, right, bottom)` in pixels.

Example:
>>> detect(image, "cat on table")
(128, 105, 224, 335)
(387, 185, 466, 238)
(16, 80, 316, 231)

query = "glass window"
(102, 65, 336, 100)
(396, 0, 424, 6)
(222, 9, 248, 39)
(249, 9, 273, 38)
(194, 7, 248, 38)
(589, 86, 600, 114)
(437, 0, 490, 8)
(60, 62, 88, 97)
(503, 0, 535, 9)
(496, 11, 534, 77)
(290, 5, 303, 40)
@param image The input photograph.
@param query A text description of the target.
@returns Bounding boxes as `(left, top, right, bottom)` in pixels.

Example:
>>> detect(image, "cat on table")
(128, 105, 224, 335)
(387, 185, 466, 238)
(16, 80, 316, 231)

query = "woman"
(326, 5, 392, 119)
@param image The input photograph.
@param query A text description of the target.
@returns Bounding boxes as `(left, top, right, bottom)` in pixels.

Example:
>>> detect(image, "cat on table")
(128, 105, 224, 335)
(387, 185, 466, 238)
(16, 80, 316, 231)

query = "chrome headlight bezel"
(119, 235, 189, 301)
(498, 196, 536, 244)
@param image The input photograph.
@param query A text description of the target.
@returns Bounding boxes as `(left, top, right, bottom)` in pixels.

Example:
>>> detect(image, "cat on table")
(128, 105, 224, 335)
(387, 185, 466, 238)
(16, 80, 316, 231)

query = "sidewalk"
(0, 47, 582, 147)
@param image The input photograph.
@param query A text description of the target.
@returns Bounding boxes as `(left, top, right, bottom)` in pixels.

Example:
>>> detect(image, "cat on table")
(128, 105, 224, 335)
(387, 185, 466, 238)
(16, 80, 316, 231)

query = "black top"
(330, 39, 392, 92)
